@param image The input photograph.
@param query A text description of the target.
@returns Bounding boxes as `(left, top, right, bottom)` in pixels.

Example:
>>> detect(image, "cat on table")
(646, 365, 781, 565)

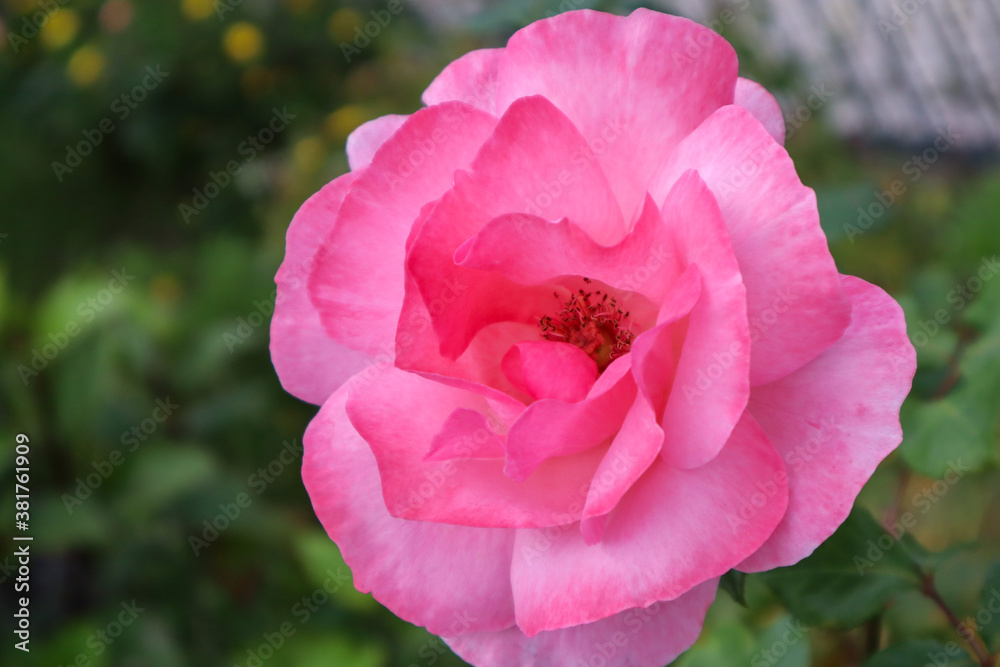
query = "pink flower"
(271, 9, 915, 666)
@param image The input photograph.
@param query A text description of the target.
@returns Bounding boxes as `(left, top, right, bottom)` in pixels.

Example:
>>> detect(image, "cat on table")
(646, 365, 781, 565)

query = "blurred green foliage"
(0, 0, 998, 666)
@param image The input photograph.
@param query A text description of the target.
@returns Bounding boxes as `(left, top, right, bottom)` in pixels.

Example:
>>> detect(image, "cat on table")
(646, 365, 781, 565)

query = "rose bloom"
(271, 8, 915, 667)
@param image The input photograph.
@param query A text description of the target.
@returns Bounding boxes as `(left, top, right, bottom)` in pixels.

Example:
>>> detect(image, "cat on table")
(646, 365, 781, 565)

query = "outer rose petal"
(735, 77, 785, 145)
(309, 102, 497, 356)
(271, 172, 372, 405)
(649, 105, 852, 386)
(345, 114, 409, 170)
(446, 579, 719, 667)
(739, 276, 916, 571)
(422, 48, 503, 114)
(303, 384, 516, 635)
(347, 367, 607, 528)
(495, 8, 737, 217)
(511, 414, 787, 636)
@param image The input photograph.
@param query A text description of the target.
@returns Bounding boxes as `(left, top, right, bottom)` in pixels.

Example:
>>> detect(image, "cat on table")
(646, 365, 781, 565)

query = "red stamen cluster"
(539, 278, 635, 370)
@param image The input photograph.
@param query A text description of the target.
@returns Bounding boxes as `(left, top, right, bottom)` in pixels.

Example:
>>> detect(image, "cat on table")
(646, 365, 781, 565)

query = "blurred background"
(1, 0, 999, 665)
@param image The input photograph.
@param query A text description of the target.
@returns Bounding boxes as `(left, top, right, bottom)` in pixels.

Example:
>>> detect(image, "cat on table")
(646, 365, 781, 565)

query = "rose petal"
(735, 77, 785, 145)
(511, 413, 787, 636)
(649, 104, 851, 385)
(455, 196, 677, 304)
(445, 579, 718, 667)
(309, 102, 497, 355)
(579, 396, 662, 546)
(502, 357, 636, 483)
(495, 8, 738, 218)
(739, 275, 916, 571)
(405, 94, 626, 361)
(501, 341, 598, 403)
(656, 172, 751, 469)
(345, 114, 409, 170)
(271, 172, 373, 405)
(303, 384, 516, 635)
(578, 266, 703, 542)
(630, 264, 702, 417)
(426, 408, 506, 461)
(347, 367, 607, 528)
(422, 48, 504, 114)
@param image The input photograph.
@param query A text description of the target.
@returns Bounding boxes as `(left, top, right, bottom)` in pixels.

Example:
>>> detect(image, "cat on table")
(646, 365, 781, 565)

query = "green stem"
(921, 572, 993, 666)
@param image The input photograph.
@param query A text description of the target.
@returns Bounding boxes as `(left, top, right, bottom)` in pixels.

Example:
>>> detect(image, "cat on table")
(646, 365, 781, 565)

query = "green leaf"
(863, 640, 976, 667)
(900, 392, 996, 478)
(293, 531, 376, 613)
(964, 265, 1000, 332)
(760, 508, 923, 629)
(902, 303, 1000, 476)
(677, 622, 756, 667)
(282, 634, 387, 667)
(815, 182, 888, 243)
(719, 569, 748, 607)
(750, 614, 810, 667)
(981, 559, 1000, 654)
(122, 444, 218, 516)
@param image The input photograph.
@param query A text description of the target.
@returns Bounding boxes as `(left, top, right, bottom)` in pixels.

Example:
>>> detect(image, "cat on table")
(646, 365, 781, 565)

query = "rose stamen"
(539, 279, 635, 371)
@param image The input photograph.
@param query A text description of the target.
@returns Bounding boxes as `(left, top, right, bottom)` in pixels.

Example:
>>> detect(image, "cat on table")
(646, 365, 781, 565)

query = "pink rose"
(271, 8, 915, 666)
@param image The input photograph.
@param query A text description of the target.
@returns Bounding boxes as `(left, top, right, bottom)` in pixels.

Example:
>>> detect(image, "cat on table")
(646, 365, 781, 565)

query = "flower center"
(539, 279, 635, 371)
